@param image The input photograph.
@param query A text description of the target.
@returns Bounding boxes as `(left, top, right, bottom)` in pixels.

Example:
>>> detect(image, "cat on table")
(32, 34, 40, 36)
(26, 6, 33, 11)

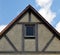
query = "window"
(24, 24, 35, 39)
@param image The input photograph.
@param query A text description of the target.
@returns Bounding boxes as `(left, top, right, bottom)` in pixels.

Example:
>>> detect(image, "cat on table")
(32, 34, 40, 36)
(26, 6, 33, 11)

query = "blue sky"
(0, 0, 37, 25)
(0, 0, 60, 32)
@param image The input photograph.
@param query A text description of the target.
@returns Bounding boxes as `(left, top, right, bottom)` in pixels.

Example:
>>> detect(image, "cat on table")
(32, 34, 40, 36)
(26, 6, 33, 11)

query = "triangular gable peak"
(0, 5, 60, 39)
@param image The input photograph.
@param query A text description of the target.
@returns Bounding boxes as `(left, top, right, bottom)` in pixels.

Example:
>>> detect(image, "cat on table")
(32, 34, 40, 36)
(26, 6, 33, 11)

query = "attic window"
(24, 24, 35, 39)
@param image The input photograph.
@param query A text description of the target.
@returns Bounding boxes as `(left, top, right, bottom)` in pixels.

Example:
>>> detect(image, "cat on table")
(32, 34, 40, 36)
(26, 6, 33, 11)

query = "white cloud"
(0, 25, 7, 32)
(36, 0, 56, 23)
(55, 22, 60, 33)
(36, 0, 52, 8)
(39, 7, 56, 23)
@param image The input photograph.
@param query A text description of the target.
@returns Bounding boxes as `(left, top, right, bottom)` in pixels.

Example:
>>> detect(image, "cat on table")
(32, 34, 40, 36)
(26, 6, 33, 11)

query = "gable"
(0, 5, 60, 54)
(0, 5, 59, 39)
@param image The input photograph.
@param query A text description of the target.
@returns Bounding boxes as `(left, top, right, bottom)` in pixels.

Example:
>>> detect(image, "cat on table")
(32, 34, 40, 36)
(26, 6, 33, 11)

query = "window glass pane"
(25, 24, 35, 36)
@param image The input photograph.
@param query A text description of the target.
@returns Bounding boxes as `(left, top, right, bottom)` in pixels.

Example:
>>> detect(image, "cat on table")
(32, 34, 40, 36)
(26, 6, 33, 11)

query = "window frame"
(24, 24, 36, 39)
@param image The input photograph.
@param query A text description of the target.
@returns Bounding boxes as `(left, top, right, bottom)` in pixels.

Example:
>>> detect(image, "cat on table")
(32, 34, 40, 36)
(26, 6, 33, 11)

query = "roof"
(0, 5, 60, 39)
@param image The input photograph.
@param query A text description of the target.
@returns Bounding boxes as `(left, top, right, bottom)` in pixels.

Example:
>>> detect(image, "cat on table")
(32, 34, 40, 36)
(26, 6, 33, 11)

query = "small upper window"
(24, 24, 35, 39)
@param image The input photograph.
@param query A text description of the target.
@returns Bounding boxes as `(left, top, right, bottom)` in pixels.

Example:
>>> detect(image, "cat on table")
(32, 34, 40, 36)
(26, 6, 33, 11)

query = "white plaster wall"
(6, 24, 22, 51)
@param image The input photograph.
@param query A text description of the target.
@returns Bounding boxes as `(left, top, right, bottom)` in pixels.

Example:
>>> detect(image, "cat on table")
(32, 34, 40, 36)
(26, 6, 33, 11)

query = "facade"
(0, 5, 60, 55)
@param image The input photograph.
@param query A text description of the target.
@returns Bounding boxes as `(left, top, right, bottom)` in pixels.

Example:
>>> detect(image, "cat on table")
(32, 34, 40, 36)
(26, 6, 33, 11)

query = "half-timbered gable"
(0, 5, 60, 55)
